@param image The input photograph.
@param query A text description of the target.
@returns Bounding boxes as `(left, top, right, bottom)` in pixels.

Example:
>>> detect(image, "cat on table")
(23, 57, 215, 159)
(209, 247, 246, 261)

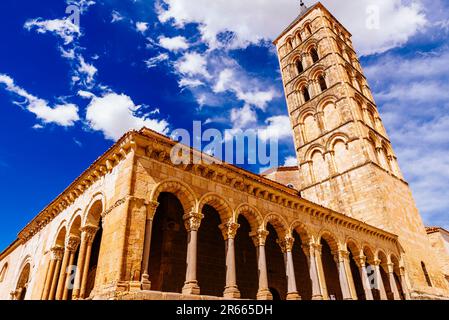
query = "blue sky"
(0, 0, 448, 250)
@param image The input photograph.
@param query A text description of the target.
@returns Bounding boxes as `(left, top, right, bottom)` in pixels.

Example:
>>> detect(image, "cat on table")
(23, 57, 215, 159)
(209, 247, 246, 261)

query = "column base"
(286, 292, 302, 300)
(257, 289, 273, 300)
(182, 281, 200, 295)
(311, 294, 324, 300)
(141, 274, 152, 291)
(129, 281, 142, 292)
(223, 286, 241, 299)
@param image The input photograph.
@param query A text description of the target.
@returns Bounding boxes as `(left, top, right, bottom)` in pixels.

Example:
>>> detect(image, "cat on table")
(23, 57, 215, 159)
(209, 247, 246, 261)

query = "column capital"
(278, 236, 295, 253)
(51, 246, 64, 261)
(146, 201, 160, 220)
(183, 212, 204, 232)
(81, 225, 99, 244)
(251, 230, 269, 247)
(338, 249, 350, 261)
(386, 263, 395, 274)
(66, 235, 80, 252)
(355, 255, 367, 268)
(219, 222, 240, 240)
(311, 243, 322, 255)
(372, 258, 382, 266)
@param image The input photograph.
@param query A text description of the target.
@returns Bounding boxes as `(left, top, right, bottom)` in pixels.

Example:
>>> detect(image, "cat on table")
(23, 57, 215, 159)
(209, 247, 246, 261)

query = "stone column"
(251, 230, 272, 300)
(314, 244, 329, 299)
(399, 267, 411, 300)
(356, 255, 374, 300)
(279, 236, 301, 300)
(62, 236, 80, 300)
(182, 211, 204, 295)
(336, 250, 353, 300)
(40, 259, 52, 300)
(303, 243, 323, 300)
(141, 201, 159, 291)
(387, 263, 401, 300)
(42, 249, 58, 300)
(373, 259, 388, 300)
(72, 225, 96, 299)
(80, 225, 99, 299)
(220, 222, 241, 299)
(56, 236, 79, 300)
(49, 247, 64, 300)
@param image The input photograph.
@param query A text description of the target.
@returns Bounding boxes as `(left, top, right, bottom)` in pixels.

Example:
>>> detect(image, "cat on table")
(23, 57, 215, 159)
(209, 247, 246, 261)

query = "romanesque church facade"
(0, 2, 448, 300)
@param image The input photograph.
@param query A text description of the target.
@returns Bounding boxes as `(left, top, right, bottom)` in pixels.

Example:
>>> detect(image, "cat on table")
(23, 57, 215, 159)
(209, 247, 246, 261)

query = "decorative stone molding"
(66, 236, 81, 252)
(219, 222, 240, 241)
(251, 230, 270, 247)
(81, 225, 99, 244)
(278, 236, 295, 253)
(51, 246, 64, 261)
(183, 212, 204, 232)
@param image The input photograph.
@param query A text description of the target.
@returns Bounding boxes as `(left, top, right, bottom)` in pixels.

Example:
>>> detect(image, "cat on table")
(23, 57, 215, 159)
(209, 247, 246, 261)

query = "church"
(1, 1, 448, 300)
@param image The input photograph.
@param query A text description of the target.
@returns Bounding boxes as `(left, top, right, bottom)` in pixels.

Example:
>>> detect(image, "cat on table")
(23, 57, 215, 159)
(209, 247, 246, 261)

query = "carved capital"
(81, 225, 99, 244)
(183, 212, 204, 232)
(146, 201, 160, 220)
(372, 258, 382, 267)
(51, 246, 64, 261)
(278, 236, 295, 253)
(338, 249, 350, 261)
(66, 235, 80, 252)
(355, 255, 367, 268)
(219, 222, 240, 240)
(251, 230, 269, 247)
(311, 243, 322, 255)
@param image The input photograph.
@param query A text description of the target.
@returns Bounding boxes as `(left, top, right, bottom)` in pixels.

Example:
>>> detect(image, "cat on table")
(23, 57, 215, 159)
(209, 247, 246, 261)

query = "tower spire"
(299, 0, 308, 14)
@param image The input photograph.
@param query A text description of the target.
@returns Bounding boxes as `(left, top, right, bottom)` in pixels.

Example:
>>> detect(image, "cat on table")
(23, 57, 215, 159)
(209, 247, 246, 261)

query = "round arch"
(82, 193, 106, 227)
(197, 193, 233, 224)
(150, 179, 197, 214)
(263, 213, 289, 239)
(234, 204, 263, 233)
(289, 220, 311, 244)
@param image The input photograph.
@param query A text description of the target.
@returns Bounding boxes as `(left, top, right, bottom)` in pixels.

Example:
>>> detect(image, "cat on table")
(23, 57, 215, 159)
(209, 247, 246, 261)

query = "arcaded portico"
(0, 128, 407, 301)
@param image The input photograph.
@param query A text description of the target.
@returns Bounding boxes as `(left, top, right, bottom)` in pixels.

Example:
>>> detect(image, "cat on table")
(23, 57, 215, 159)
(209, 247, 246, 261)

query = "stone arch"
(298, 107, 317, 124)
(263, 213, 289, 239)
(197, 193, 233, 224)
(234, 204, 263, 233)
(319, 97, 341, 131)
(302, 38, 318, 54)
(346, 238, 361, 256)
(150, 179, 197, 214)
(67, 210, 83, 237)
(0, 262, 8, 282)
(317, 96, 338, 113)
(14, 256, 32, 300)
(294, 77, 310, 93)
(317, 230, 340, 254)
(362, 245, 375, 264)
(83, 193, 106, 227)
(304, 144, 326, 162)
(326, 133, 350, 151)
(309, 65, 326, 80)
(310, 148, 329, 183)
(290, 220, 311, 244)
(53, 224, 67, 248)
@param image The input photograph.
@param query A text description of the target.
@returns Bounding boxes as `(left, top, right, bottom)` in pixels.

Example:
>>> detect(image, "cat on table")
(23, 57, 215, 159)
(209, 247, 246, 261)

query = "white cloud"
(111, 10, 124, 23)
(230, 104, 257, 128)
(85, 92, 169, 140)
(76, 56, 97, 85)
(145, 53, 169, 68)
(0, 74, 80, 127)
(24, 18, 80, 44)
(175, 52, 210, 78)
(258, 115, 292, 142)
(159, 36, 189, 51)
(158, 0, 426, 55)
(77, 90, 95, 99)
(179, 78, 204, 88)
(283, 156, 298, 167)
(136, 22, 149, 33)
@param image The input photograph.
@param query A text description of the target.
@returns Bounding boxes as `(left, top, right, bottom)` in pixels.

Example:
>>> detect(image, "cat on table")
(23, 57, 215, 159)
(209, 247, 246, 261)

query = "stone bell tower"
(273, 1, 449, 298)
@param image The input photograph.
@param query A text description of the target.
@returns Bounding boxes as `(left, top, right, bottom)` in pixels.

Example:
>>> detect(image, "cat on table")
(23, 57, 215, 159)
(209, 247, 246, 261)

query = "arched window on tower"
(318, 75, 328, 92)
(296, 59, 304, 74)
(306, 23, 312, 36)
(310, 48, 319, 63)
(302, 86, 311, 102)
(287, 38, 293, 51)
(421, 262, 433, 287)
(296, 31, 302, 44)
